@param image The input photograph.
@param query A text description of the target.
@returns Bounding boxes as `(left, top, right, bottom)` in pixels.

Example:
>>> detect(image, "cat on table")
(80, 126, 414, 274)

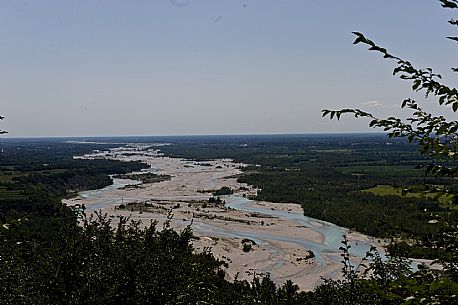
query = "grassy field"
(362, 184, 455, 206)
(0, 172, 26, 199)
(0, 187, 26, 200)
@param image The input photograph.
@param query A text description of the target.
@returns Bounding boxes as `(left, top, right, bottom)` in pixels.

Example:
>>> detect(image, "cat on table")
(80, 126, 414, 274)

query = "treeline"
(237, 165, 445, 236)
(2, 209, 326, 305)
(113, 172, 172, 184)
(0, 140, 147, 223)
(158, 134, 429, 167)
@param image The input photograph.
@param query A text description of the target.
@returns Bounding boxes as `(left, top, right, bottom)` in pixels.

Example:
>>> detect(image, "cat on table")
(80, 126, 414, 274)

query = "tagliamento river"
(225, 196, 379, 266)
(78, 177, 384, 284)
(69, 145, 387, 290)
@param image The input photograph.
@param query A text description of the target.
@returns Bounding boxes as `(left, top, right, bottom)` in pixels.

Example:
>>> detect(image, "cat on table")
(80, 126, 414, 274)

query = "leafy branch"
(440, 0, 458, 9)
(322, 32, 458, 177)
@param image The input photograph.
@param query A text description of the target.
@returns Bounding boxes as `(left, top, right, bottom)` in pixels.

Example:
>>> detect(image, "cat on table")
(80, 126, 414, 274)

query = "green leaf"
(352, 32, 365, 44)
(453, 102, 458, 112)
(439, 95, 446, 105)
(441, 0, 458, 9)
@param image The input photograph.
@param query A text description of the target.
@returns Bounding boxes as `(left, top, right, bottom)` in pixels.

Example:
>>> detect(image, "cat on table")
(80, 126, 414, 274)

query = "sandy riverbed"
(63, 144, 381, 291)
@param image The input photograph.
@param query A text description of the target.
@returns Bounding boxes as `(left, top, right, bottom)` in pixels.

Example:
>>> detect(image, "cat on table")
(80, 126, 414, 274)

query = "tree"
(322, 1, 458, 302)
(323, 1, 458, 179)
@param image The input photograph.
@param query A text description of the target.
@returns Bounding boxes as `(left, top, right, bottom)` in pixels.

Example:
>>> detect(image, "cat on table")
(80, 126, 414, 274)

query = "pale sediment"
(63, 144, 381, 291)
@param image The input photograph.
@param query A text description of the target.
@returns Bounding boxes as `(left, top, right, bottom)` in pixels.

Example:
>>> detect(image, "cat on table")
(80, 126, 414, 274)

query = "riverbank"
(63, 144, 383, 291)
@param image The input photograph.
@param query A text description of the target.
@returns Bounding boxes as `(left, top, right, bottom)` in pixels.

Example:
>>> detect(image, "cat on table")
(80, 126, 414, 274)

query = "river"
(69, 145, 390, 289)
(79, 176, 383, 270)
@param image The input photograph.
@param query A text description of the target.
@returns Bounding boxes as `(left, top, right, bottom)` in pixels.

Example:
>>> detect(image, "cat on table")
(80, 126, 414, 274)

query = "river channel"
(69, 146, 389, 289)
(79, 177, 382, 270)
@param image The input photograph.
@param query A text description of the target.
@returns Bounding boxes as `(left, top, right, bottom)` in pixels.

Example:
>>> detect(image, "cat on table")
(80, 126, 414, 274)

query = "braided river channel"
(69, 145, 390, 289)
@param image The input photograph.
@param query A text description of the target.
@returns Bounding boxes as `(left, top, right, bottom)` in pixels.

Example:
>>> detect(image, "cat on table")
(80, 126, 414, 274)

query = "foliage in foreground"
(0, 210, 221, 305)
(0, 208, 315, 305)
(1, 208, 457, 304)
(321, 1, 458, 299)
(323, 4, 458, 179)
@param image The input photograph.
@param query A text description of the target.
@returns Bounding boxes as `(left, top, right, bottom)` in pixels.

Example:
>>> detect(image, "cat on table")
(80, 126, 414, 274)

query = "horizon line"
(0, 131, 388, 140)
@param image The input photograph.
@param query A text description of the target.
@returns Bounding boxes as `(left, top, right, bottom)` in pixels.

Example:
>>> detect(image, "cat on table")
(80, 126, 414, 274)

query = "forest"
(0, 140, 147, 222)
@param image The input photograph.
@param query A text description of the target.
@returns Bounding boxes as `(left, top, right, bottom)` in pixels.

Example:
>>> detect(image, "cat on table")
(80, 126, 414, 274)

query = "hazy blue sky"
(0, 0, 456, 137)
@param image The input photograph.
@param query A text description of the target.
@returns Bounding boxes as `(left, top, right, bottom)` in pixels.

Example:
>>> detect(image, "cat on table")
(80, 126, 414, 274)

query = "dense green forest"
(0, 140, 147, 222)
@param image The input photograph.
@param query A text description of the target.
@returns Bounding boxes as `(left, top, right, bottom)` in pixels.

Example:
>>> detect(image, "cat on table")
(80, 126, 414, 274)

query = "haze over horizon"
(1, 1, 456, 137)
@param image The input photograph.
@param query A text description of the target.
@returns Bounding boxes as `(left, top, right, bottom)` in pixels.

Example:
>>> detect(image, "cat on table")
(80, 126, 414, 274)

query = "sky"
(0, 0, 457, 137)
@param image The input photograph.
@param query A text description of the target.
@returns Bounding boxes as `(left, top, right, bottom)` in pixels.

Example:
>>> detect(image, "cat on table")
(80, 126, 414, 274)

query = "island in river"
(64, 144, 384, 291)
